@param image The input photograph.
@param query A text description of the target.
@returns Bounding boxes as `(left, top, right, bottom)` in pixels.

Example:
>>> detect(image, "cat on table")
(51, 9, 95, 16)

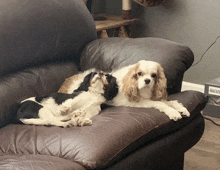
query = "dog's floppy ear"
(151, 65, 168, 101)
(74, 72, 95, 92)
(122, 64, 140, 102)
(104, 74, 118, 100)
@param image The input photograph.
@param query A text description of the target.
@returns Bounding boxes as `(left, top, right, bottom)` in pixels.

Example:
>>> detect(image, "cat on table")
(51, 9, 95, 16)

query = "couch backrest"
(0, 0, 96, 77)
(0, 0, 97, 128)
(80, 38, 194, 95)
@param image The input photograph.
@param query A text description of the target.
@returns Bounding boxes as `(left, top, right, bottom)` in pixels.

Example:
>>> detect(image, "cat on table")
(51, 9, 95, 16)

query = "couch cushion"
(0, 91, 206, 169)
(0, 154, 86, 170)
(80, 38, 194, 94)
(0, 0, 96, 77)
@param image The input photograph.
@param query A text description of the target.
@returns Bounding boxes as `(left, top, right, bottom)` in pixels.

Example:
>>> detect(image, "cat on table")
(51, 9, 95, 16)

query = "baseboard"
(181, 81, 204, 93)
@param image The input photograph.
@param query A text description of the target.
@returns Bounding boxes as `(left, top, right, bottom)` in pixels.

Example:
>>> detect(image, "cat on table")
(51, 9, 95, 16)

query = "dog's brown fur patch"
(122, 63, 142, 102)
(58, 74, 79, 93)
(151, 65, 168, 101)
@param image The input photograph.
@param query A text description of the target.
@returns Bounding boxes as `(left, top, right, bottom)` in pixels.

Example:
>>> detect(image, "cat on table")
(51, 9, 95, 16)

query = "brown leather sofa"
(0, 0, 207, 169)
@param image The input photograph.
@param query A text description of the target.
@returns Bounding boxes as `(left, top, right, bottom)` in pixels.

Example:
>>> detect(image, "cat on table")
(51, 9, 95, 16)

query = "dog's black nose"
(99, 72, 104, 76)
(145, 79, 151, 84)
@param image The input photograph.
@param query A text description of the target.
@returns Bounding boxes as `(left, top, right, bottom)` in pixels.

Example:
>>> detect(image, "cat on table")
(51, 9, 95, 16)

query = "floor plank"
(184, 116, 220, 170)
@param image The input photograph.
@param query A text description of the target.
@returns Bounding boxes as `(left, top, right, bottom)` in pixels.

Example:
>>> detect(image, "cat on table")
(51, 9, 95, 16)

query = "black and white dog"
(14, 71, 118, 127)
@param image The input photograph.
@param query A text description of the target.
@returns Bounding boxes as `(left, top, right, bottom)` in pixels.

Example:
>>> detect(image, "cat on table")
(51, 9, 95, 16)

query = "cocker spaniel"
(107, 60, 190, 121)
(14, 71, 118, 127)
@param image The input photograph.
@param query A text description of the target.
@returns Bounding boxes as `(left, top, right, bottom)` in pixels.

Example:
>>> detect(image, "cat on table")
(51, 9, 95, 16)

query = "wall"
(104, 0, 220, 85)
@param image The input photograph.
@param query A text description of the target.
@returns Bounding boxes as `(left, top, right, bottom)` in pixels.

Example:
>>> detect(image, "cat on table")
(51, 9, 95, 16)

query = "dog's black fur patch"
(17, 101, 43, 120)
(104, 74, 118, 100)
(35, 96, 48, 103)
(50, 92, 82, 105)
(74, 72, 97, 92)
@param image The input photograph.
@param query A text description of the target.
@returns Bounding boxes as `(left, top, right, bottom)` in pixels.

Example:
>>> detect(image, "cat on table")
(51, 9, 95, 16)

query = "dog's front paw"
(69, 118, 78, 126)
(76, 117, 92, 127)
(83, 118, 92, 126)
(165, 109, 182, 121)
(178, 107, 190, 117)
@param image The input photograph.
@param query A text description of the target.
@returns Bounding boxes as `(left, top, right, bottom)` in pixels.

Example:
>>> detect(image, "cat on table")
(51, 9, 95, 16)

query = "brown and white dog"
(58, 60, 190, 121)
(107, 60, 190, 121)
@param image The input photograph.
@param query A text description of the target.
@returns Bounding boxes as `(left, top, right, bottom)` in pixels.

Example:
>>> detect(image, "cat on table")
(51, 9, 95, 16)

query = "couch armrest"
(81, 37, 194, 94)
(0, 91, 206, 169)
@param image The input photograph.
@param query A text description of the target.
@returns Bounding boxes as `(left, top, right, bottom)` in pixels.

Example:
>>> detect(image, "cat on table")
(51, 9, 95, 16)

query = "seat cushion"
(0, 91, 206, 169)
(80, 38, 194, 95)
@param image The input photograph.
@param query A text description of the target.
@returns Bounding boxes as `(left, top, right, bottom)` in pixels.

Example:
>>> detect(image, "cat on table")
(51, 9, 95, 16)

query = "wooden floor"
(184, 116, 220, 170)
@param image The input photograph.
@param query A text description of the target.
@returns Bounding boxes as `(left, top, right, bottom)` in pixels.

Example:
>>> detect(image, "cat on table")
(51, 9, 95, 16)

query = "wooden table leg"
(100, 30, 109, 38)
(118, 26, 129, 38)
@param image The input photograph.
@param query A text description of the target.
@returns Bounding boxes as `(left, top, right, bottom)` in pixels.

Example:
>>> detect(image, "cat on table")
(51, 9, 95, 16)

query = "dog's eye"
(138, 72, 143, 76)
(151, 73, 157, 78)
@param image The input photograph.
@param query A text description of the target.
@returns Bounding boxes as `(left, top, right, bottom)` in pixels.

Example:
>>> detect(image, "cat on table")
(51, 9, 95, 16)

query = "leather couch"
(0, 0, 207, 169)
